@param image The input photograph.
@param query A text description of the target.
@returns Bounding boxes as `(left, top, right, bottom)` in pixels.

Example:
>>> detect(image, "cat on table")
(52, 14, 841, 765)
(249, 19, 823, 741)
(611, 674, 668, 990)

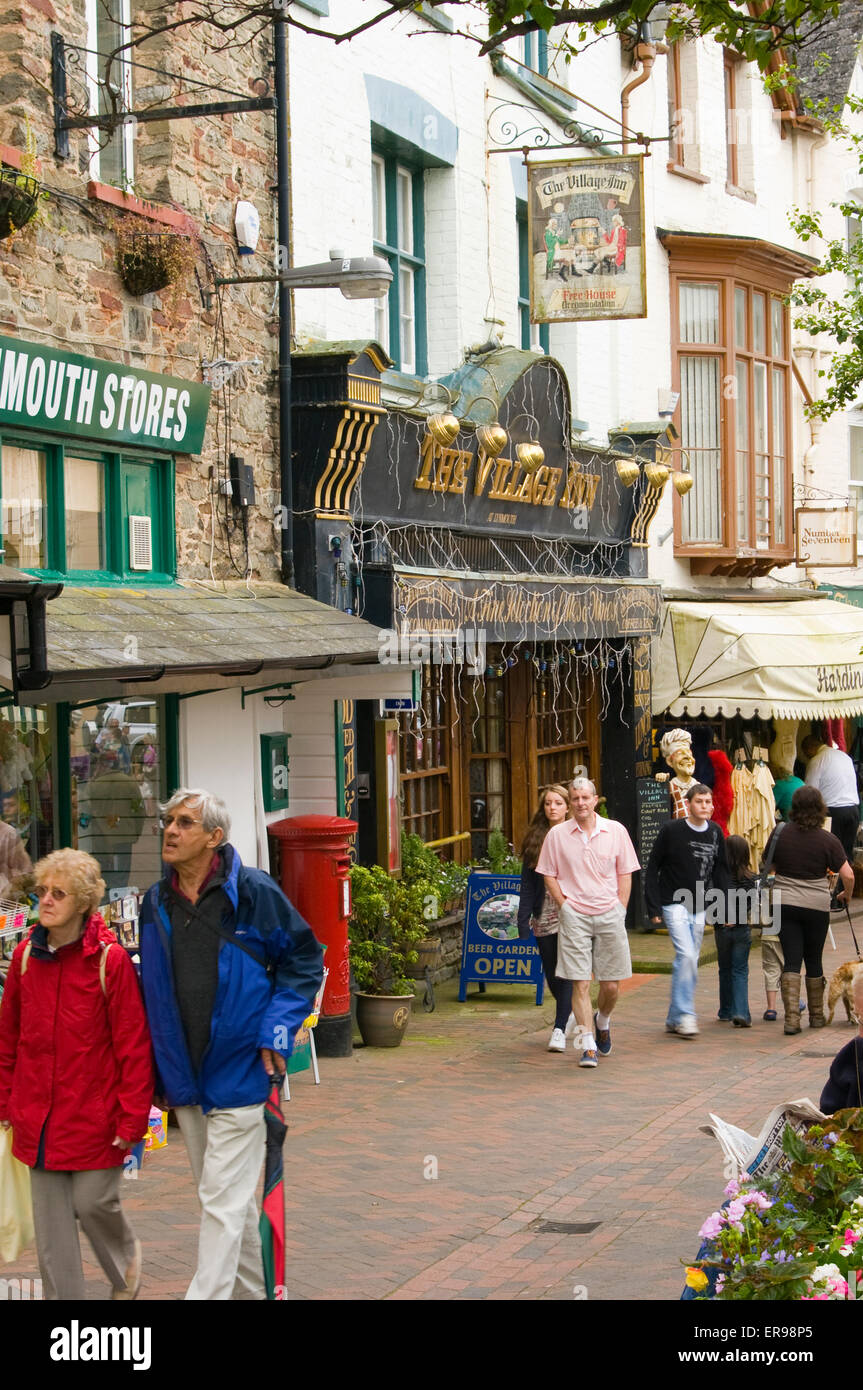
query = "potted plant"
(349, 864, 431, 1046)
(114, 214, 197, 311)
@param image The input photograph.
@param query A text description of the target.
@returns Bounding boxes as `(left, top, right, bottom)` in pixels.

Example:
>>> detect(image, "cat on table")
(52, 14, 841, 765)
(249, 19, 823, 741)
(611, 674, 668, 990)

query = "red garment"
(707, 749, 734, 836)
(0, 913, 153, 1170)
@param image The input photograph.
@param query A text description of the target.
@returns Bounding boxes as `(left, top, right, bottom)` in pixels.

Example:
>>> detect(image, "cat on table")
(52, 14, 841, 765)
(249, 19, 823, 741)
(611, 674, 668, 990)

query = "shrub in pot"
(349, 864, 432, 1047)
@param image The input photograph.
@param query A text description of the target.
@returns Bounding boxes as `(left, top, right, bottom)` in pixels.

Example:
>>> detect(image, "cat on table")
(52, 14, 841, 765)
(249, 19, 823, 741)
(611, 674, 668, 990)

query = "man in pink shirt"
(536, 777, 640, 1067)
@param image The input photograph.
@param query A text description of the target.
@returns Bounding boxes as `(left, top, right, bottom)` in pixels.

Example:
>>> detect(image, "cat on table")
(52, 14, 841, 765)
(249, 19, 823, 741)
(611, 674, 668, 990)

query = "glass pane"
(735, 287, 747, 347)
(371, 156, 386, 244)
(772, 366, 786, 544)
(396, 168, 413, 254)
(72, 697, 162, 893)
(95, 1, 131, 189)
(65, 456, 105, 570)
(771, 298, 785, 357)
(753, 361, 769, 547)
(679, 356, 722, 543)
(0, 708, 53, 893)
(1, 445, 47, 568)
(753, 292, 766, 353)
(374, 288, 389, 354)
(679, 283, 719, 344)
(735, 360, 750, 545)
(399, 264, 415, 372)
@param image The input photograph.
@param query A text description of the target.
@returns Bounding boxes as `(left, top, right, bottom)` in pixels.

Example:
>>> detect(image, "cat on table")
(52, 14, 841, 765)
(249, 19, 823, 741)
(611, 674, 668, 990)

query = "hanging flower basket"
(0, 170, 41, 240)
(116, 225, 195, 298)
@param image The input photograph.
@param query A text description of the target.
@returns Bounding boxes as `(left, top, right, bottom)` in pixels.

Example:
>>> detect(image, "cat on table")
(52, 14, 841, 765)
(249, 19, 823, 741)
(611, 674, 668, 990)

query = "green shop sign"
(0, 335, 211, 453)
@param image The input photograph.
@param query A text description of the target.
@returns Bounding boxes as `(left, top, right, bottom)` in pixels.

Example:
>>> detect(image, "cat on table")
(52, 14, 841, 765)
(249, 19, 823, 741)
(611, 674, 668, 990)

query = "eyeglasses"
(35, 885, 69, 902)
(160, 815, 205, 831)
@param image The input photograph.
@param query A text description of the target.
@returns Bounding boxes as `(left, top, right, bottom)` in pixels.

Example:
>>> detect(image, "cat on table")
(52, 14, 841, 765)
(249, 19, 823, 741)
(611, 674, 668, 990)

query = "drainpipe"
(274, 11, 294, 587)
(621, 41, 656, 154)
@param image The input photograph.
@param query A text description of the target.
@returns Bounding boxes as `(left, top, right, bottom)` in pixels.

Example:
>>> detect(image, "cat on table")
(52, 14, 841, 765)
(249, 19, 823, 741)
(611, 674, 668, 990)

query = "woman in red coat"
(0, 848, 153, 1300)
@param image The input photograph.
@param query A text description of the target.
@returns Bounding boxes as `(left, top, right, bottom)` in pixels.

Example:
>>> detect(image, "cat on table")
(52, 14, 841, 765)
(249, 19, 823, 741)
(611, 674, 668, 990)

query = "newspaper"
(700, 1098, 828, 1182)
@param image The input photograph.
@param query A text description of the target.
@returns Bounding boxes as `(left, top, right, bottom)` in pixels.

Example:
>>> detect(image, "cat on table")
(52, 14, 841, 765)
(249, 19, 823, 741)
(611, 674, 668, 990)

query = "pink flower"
(723, 1179, 740, 1198)
(741, 1191, 773, 1212)
(726, 1198, 747, 1223)
(843, 1228, 861, 1246)
(699, 1211, 725, 1240)
(715, 1273, 726, 1293)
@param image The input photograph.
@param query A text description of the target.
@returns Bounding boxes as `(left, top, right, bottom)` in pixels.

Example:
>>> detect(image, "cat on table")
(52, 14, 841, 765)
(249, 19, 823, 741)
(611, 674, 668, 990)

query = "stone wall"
(0, 0, 283, 581)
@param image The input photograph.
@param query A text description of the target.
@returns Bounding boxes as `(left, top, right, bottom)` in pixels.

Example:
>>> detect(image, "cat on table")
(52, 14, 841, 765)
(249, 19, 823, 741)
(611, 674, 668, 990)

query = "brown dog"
(827, 960, 863, 1025)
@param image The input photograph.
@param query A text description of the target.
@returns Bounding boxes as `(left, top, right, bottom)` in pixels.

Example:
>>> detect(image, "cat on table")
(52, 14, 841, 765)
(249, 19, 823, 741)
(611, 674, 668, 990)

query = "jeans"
(714, 924, 751, 1021)
(662, 902, 705, 1025)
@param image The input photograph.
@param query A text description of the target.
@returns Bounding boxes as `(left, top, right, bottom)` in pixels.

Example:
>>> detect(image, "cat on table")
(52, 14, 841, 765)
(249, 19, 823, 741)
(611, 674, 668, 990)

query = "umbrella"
(259, 1072, 287, 1300)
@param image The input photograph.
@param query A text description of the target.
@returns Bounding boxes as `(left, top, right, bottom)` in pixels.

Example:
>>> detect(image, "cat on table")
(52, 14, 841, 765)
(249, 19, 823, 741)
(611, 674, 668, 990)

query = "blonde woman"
(0, 849, 153, 1300)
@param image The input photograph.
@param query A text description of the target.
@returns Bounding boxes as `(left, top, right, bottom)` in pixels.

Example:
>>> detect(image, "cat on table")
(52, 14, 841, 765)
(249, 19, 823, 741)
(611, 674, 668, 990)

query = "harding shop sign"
(0, 336, 211, 454)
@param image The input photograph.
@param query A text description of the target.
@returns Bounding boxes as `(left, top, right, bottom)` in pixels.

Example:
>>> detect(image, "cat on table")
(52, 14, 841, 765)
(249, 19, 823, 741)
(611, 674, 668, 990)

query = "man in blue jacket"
(139, 788, 323, 1300)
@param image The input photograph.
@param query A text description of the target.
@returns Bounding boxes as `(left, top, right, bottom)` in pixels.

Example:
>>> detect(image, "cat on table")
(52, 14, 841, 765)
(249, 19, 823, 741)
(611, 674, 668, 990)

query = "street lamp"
(214, 250, 392, 298)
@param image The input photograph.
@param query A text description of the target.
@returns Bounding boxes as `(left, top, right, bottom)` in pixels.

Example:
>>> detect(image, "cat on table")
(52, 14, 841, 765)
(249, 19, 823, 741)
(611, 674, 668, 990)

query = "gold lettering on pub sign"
(414, 434, 598, 513)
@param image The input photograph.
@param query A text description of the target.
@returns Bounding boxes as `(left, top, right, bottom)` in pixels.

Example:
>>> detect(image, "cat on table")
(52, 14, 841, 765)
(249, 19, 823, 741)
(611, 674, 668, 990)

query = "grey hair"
(161, 788, 231, 839)
(570, 776, 597, 796)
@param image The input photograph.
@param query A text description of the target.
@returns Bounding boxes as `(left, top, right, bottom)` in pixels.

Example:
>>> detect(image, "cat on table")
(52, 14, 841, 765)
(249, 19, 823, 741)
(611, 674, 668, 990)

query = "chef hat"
(659, 728, 693, 762)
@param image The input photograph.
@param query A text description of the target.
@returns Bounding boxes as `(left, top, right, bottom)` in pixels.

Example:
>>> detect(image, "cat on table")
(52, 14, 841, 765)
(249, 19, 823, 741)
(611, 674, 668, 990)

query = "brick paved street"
(7, 913, 861, 1302)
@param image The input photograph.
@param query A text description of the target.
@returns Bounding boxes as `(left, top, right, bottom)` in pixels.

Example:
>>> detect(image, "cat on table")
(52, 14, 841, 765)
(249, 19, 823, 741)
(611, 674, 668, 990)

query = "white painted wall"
(180, 667, 414, 867)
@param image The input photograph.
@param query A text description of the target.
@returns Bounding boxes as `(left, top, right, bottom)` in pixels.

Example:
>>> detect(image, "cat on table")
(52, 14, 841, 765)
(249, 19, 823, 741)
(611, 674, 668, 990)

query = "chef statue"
(656, 727, 698, 818)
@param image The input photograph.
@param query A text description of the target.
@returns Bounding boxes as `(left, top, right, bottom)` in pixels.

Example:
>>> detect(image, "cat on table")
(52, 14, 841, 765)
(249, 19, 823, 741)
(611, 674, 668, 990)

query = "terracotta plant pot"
(0, 171, 40, 240)
(355, 992, 413, 1047)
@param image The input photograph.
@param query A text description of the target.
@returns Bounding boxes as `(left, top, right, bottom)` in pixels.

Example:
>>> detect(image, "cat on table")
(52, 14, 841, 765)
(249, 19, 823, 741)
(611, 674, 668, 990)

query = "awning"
(1, 581, 406, 704)
(652, 598, 863, 719)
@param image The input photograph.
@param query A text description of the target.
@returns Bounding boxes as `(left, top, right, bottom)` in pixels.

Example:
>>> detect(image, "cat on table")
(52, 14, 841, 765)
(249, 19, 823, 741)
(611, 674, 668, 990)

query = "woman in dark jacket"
(0, 849, 153, 1301)
(768, 786, 854, 1034)
(518, 784, 572, 1053)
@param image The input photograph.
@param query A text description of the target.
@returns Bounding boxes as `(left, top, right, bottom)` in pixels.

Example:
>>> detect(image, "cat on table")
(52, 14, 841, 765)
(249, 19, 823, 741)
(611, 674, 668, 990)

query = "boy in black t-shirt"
(645, 783, 728, 1038)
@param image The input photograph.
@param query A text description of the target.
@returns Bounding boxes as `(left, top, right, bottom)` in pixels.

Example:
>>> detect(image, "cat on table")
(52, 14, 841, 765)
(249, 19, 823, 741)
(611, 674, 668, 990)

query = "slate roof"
(43, 581, 382, 678)
(793, 1, 863, 112)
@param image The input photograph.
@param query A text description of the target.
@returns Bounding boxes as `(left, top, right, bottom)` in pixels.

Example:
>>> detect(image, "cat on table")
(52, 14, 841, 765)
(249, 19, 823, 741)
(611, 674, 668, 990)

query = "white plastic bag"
(0, 1128, 34, 1263)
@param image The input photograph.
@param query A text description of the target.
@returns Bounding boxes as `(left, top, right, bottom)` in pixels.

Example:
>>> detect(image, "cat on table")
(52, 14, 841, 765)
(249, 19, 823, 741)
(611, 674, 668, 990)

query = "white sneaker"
(548, 1028, 566, 1053)
(673, 1014, 699, 1037)
(564, 1012, 577, 1039)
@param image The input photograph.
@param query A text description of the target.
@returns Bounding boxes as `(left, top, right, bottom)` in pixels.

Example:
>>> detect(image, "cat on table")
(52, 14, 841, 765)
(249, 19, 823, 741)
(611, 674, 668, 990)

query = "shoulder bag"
(755, 822, 784, 933)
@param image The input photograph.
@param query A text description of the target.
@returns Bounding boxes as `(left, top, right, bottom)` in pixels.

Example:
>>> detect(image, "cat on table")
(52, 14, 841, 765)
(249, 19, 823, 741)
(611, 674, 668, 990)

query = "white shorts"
(555, 901, 632, 981)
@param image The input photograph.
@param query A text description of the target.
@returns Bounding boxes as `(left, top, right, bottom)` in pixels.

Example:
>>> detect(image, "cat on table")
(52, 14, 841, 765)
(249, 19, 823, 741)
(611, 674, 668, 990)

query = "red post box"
(268, 814, 358, 1057)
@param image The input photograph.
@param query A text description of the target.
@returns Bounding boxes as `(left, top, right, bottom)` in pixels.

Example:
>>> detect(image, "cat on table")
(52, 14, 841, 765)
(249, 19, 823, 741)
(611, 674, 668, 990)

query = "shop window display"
(69, 700, 163, 893)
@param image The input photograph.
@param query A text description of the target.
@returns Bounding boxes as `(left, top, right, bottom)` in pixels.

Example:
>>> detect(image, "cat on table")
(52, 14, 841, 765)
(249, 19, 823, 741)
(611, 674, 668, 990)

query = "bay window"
(663, 233, 813, 575)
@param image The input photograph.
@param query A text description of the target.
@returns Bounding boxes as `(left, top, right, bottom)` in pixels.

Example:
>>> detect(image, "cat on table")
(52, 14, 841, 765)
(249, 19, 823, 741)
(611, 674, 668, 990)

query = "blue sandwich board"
(458, 871, 545, 1004)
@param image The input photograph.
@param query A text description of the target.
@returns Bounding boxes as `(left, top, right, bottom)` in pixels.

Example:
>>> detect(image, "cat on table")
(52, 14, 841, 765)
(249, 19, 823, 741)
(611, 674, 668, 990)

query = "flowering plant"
(687, 1108, 863, 1299)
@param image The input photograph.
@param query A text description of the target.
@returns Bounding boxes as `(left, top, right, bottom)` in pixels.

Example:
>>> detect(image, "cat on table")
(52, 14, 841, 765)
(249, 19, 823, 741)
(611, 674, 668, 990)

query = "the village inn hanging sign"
(0, 335, 211, 454)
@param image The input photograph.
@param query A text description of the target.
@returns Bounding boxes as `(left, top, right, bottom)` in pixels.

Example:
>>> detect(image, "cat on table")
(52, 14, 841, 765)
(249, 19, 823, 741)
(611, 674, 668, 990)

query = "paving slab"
(5, 909, 862, 1301)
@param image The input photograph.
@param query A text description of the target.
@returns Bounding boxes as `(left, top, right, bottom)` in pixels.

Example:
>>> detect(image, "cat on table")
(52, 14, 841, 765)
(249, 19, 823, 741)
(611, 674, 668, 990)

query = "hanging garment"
(707, 749, 733, 836)
(750, 755, 776, 868)
(728, 757, 756, 844)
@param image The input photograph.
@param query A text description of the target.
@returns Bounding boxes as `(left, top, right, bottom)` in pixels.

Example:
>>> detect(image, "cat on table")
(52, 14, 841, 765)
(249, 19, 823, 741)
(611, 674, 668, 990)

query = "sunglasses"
(35, 885, 70, 902)
(160, 815, 205, 830)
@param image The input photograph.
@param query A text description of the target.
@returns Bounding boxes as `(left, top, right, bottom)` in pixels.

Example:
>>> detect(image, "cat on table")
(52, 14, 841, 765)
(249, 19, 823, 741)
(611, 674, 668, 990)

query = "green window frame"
(517, 202, 549, 353)
(0, 433, 175, 583)
(523, 29, 548, 76)
(371, 149, 427, 376)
